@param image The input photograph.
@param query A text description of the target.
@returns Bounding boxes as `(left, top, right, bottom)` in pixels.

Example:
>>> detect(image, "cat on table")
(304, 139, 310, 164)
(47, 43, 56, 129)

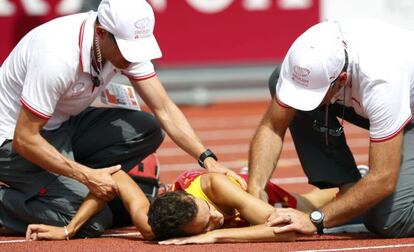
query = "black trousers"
(289, 103, 369, 189)
(0, 107, 164, 234)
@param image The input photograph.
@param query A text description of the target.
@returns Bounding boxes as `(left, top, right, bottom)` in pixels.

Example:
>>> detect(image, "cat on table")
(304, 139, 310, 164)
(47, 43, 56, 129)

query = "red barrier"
(0, 0, 319, 67)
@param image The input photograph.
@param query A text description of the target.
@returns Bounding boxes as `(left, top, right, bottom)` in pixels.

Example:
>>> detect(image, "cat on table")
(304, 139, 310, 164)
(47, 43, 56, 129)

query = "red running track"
(2, 100, 414, 251)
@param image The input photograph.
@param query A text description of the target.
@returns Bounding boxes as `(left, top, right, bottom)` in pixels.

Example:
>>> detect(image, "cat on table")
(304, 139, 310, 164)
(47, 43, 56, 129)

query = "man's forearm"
(13, 133, 90, 183)
(322, 175, 393, 227)
(155, 100, 205, 159)
(248, 124, 283, 194)
(322, 135, 402, 227)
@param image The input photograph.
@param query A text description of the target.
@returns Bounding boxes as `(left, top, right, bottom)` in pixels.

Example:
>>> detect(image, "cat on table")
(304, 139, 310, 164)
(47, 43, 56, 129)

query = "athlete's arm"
(201, 173, 274, 224)
(247, 100, 296, 200)
(159, 224, 297, 245)
(26, 170, 152, 240)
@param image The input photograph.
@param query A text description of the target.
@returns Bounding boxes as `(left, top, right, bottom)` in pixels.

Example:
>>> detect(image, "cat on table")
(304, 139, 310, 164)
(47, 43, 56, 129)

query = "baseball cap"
(276, 21, 346, 111)
(97, 0, 162, 63)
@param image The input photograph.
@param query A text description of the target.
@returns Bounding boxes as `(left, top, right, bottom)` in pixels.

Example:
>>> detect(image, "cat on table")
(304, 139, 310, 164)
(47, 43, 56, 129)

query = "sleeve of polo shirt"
(20, 53, 71, 120)
(121, 60, 156, 81)
(365, 70, 412, 142)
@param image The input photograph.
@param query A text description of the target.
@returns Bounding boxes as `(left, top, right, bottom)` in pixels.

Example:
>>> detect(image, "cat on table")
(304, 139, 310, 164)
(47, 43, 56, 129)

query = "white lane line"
(164, 128, 368, 142)
(0, 239, 26, 244)
(0, 232, 143, 244)
(158, 138, 369, 157)
(101, 232, 141, 238)
(160, 161, 245, 171)
(294, 243, 414, 252)
(159, 154, 369, 171)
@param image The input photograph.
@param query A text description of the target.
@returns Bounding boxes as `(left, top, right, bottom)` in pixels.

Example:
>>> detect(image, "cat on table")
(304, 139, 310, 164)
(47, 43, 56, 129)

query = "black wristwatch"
(310, 210, 325, 235)
(198, 149, 218, 168)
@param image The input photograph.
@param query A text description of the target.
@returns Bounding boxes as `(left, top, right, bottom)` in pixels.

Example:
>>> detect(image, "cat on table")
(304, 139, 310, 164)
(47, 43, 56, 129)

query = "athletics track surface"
(2, 101, 414, 251)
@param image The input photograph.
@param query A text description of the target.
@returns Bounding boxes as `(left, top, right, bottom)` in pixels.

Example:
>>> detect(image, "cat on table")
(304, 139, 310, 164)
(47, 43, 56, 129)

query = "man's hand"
(26, 224, 71, 241)
(85, 165, 121, 201)
(266, 208, 316, 235)
(204, 158, 247, 190)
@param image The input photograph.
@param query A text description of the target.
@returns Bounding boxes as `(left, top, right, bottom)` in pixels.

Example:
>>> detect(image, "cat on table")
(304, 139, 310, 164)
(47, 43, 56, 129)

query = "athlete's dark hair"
(147, 191, 198, 241)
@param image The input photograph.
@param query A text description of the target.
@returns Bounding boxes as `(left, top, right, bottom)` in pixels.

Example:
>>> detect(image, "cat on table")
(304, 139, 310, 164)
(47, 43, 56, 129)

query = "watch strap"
(198, 149, 217, 168)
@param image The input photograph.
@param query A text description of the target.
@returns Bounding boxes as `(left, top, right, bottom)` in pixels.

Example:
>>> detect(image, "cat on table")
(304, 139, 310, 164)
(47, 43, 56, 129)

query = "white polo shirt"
(335, 19, 414, 142)
(0, 12, 156, 146)
(276, 18, 414, 142)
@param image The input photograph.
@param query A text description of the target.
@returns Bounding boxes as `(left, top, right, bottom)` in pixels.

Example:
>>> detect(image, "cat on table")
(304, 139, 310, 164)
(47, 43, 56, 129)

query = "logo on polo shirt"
(71, 82, 86, 97)
(292, 65, 310, 87)
(134, 18, 151, 39)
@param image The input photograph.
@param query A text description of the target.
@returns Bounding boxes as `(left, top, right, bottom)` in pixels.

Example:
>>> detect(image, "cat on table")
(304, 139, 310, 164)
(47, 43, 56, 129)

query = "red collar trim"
(78, 19, 87, 71)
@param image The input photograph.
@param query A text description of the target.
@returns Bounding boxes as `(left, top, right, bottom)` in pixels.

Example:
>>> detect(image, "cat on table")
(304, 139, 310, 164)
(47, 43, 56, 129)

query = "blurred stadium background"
(1, 0, 414, 105)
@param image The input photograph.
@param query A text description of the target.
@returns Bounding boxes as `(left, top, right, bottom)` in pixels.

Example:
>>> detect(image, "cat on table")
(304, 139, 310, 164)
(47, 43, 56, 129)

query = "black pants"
(289, 103, 369, 189)
(0, 107, 164, 234)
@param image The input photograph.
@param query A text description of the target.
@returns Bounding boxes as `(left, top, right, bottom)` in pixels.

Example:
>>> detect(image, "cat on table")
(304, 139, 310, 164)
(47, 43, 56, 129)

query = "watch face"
(311, 211, 323, 221)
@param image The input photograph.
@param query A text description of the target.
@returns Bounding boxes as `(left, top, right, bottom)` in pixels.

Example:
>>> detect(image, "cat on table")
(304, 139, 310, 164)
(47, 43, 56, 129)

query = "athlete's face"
(180, 198, 224, 235)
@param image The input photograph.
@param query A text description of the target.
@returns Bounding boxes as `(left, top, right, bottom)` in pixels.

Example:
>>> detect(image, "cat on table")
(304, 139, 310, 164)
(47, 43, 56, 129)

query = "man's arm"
(247, 101, 296, 199)
(13, 106, 120, 200)
(322, 132, 402, 227)
(26, 170, 152, 240)
(268, 132, 403, 234)
(131, 76, 246, 188)
(159, 224, 297, 245)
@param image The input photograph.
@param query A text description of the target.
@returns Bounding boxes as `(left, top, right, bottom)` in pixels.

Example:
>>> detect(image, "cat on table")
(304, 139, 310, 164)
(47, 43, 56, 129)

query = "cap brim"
(116, 35, 162, 63)
(276, 75, 330, 111)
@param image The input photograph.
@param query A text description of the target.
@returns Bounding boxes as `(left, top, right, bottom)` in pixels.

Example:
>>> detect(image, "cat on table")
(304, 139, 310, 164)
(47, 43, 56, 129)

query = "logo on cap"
(293, 66, 310, 77)
(292, 66, 310, 87)
(134, 18, 151, 39)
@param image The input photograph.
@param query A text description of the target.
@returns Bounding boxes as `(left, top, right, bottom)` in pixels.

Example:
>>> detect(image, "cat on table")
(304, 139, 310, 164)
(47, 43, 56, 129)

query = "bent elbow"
(374, 174, 397, 197)
(11, 135, 25, 153)
(382, 182, 397, 197)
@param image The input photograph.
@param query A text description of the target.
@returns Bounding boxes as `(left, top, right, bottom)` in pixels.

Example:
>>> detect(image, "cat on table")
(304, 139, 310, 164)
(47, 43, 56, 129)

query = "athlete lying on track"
(148, 170, 337, 244)
(25, 170, 337, 243)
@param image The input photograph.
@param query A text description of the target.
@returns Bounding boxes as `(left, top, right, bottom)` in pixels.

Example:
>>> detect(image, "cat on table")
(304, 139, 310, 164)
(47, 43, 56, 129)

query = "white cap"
(276, 21, 346, 111)
(97, 0, 162, 63)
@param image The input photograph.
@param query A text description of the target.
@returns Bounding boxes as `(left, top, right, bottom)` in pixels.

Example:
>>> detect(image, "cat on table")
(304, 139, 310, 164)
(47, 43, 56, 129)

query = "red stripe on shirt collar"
(78, 19, 87, 72)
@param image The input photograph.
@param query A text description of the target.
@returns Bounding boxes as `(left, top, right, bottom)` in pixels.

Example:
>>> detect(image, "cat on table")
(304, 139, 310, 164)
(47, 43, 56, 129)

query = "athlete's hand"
(26, 224, 70, 241)
(204, 158, 247, 190)
(85, 165, 121, 201)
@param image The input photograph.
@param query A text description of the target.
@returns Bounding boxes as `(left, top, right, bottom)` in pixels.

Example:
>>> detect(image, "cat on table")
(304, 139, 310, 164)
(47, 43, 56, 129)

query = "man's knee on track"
(364, 208, 414, 238)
